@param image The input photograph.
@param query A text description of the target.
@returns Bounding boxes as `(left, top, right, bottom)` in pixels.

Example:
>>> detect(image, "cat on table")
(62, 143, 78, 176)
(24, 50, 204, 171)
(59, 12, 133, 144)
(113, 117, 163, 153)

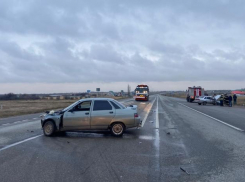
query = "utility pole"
(127, 84, 131, 97)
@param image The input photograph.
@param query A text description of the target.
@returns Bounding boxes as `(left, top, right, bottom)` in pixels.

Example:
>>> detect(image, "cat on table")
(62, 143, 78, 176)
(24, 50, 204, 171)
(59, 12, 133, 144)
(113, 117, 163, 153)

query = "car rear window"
(110, 101, 121, 109)
(113, 100, 126, 109)
(93, 100, 112, 111)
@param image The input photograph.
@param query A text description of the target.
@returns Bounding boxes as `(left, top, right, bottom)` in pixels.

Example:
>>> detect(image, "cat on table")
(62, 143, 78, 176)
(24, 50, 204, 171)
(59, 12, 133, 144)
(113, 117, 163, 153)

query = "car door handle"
(85, 112, 89, 115)
(109, 111, 113, 114)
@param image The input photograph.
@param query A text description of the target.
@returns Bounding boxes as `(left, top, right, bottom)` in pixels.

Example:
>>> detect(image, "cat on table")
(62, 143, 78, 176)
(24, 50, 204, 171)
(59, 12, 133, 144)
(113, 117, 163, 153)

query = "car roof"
(77, 98, 115, 102)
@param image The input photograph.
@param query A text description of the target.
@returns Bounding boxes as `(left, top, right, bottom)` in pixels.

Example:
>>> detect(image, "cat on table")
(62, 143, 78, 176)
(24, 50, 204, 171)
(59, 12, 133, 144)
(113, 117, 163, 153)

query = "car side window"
(93, 100, 112, 111)
(73, 101, 91, 111)
(110, 101, 121, 109)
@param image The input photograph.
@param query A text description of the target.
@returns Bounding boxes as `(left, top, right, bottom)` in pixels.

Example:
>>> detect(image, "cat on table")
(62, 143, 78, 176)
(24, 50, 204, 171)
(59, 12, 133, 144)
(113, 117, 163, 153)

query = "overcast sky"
(0, 0, 245, 93)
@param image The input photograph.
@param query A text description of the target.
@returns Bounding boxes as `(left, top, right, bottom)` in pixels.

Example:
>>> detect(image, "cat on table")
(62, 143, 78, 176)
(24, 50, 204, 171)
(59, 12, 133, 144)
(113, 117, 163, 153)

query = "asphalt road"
(0, 95, 245, 181)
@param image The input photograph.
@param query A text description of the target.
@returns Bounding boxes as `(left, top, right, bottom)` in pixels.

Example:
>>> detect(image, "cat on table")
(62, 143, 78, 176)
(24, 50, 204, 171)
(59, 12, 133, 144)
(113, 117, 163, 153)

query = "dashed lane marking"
(2, 123, 10, 126)
(0, 135, 43, 152)
(179, 103, 244, 132)
(156, 95, 159, 129)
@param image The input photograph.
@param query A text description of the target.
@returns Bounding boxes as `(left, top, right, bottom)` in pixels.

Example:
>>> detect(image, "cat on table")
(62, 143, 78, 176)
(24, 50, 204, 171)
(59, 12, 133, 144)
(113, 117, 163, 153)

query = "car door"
(90, 100, 115, 129)
(207, 97, 213, 103)
(63, 101, 92, 130)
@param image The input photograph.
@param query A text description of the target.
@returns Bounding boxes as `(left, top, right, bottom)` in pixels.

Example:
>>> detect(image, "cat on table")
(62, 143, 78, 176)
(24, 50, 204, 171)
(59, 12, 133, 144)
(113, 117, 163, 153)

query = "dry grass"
(0, 97, 127, 118)
(162, 93, 186, 99)
(237, 96, 245, 106)
(0, 100, 75, 118)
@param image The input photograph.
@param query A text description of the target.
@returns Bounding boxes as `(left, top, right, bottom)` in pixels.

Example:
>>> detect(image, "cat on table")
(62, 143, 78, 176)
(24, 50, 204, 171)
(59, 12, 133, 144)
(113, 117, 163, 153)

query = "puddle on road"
(138, 135, 154, 140)
(63, 131, 137, 139)
(57, 131, 155, 142)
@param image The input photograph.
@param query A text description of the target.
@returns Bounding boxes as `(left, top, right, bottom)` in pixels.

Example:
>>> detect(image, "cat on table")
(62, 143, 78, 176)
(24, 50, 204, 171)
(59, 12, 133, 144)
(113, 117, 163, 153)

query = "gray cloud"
(0, 0, 245, 86)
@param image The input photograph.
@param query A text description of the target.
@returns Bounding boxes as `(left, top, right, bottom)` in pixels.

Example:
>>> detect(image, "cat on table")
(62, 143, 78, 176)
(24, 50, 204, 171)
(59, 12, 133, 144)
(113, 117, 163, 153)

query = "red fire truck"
(134, 85, 149, 101)
(186, 86, 204, 102)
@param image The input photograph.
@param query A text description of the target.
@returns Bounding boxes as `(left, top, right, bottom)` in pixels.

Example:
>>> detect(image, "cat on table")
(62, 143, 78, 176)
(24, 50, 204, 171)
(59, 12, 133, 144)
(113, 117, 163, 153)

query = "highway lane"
(0, 96, 157, 182)
(0, 95, 245, 181)
(0, 113, 41, 126)
(169, 96, 245, 131)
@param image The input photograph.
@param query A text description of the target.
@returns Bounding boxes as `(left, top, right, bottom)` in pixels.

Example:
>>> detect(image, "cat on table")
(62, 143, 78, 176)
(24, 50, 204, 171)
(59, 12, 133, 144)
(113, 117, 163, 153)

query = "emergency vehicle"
(186, 86, 204, 102)
(134, 85, 149, 101)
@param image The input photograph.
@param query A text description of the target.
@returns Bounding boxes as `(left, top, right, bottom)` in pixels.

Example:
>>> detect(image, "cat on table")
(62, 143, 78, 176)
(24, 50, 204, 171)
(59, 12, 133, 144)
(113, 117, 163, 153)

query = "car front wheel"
(110, 123, 124, 137)
(43, 121, 55, 136)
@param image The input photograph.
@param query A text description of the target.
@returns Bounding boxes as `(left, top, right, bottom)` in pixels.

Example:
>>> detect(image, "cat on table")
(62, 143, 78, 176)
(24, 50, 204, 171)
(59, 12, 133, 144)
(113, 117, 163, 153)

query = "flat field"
(0, 100, 75, 118)
(237, 96, 245, 106)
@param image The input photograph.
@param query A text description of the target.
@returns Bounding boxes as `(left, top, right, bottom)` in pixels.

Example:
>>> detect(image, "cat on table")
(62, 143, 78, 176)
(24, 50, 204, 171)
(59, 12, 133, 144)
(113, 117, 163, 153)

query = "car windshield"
(62, 101, 80, 111)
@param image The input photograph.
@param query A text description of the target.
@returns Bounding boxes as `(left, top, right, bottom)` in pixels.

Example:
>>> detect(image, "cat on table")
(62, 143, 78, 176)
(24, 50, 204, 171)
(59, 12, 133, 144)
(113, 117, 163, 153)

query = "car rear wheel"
(198, 103, 201, 105)
(110, 123, 124, 137)
(43, 121, 55, 136)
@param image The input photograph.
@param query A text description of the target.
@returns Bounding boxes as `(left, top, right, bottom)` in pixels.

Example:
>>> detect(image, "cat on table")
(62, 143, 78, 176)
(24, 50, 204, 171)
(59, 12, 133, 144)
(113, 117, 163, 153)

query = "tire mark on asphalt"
(158, 95, 197, 179)
(99, 149, 121, 182)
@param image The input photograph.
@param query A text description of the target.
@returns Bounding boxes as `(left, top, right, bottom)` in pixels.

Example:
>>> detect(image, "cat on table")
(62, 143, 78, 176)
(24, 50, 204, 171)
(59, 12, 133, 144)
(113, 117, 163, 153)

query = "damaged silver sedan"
(40, 98, 141, 137)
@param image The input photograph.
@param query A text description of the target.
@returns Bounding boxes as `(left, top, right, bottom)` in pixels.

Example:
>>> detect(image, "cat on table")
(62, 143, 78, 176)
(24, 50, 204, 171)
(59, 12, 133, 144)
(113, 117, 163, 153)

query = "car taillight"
(134, 113, 138, 117)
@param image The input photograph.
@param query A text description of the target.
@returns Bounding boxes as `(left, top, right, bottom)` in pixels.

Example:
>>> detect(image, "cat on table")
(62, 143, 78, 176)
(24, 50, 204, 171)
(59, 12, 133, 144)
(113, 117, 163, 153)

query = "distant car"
(198, 96, 215, 105)
(41, 98, 141, 137)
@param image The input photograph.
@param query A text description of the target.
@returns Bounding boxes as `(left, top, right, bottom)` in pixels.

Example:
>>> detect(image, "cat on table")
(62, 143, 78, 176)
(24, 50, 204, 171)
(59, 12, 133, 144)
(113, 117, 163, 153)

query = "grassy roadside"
(237, 96, 245, 106)
(162, 93, 186, 99)
(0, 97, 127, 118)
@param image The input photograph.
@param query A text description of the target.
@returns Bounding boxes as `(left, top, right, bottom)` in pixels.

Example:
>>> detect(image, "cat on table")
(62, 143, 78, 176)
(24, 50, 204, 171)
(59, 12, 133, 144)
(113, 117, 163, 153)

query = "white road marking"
(14, 121, 21, 123)
(33, 118, 37, 119)
(0, 135, 43, 152)
(2, 123, 10, 126)
(154, 95, 160, 177)
(22, 120, 28, 122)
(156, 96, 159, 129)
(179, 103, 244, 132)
(141, 97, 157, 127)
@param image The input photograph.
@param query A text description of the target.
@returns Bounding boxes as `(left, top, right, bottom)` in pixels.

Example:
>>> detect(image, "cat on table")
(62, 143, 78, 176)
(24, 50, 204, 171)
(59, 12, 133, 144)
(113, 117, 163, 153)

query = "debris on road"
(166, 132, 170, 135)
(180, 167, 190, 175)
(149, 121, 154, 123)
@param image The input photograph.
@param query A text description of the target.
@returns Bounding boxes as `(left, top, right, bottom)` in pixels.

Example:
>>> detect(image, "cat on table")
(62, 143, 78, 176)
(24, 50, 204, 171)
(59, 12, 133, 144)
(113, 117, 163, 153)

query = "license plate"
(140, 95, 144, 97)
